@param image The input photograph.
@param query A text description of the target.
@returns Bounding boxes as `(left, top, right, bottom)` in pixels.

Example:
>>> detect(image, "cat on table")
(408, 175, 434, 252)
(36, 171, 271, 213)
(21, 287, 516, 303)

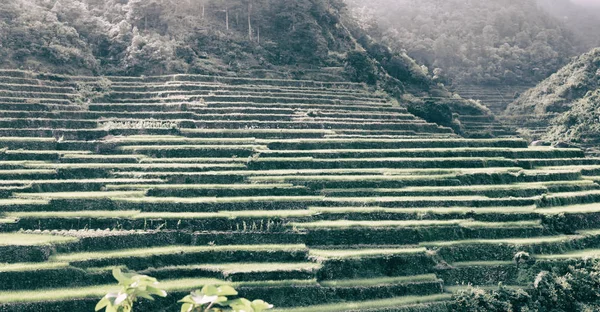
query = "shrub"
(95, 268, 167, 312)
(344, 50, 378, 85)
(179, 285, 273, 312)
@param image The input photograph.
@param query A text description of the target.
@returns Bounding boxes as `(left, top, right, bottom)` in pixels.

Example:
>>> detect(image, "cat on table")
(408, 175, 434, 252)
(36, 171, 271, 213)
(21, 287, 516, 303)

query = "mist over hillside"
(538, 0, 600, 50)
(345, 0, 599, 86)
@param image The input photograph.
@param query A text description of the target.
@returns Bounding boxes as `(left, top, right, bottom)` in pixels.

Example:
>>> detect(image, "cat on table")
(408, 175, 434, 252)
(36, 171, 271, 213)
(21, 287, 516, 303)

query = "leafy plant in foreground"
(95, 268, 167, 312)
(179, 285, 273, 312)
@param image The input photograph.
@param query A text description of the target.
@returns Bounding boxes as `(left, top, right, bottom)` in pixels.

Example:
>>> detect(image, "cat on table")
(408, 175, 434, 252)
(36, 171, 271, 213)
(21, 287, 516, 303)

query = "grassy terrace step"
(0, 90, 74, 100)
(0, 233, 78, 263)
(266, 138, 529, 150)
(256, 147, 583, 159)
(317, 196, 538, 208)
(320, 184, 551, 198)
(109, 82, 375, 96)
(536, 190, 600, 207)
(0, 83, 75, 93)
(310, 207, 538, 223)
(107, 95, 388, 106)
(310, 248, 436, 279)
(180, 129, 334, 139)
(143, 262, 321, 282)
(0, 118, 97, 129)
(420, 231, 600, 262)
(51, 244, 309, 269)
(204, 102, 409, 113)
(1, 210, 314, 232)
(22, 162, 246, 177)
(0, 178, 164, 193)
(246, 157, 520, 170)
(189, 121, 449, 132)
(273, 294, 451, 312)
(1, 150, 92, 161)
(106, 90, 385, 103)
(145, 184, 314, 197)
(88, 103, 201, 112)
(436, 261, 519, 286)
(116, 144, 262, 158)
(0, 279, 450, 311)
(294, 220, 545, 245)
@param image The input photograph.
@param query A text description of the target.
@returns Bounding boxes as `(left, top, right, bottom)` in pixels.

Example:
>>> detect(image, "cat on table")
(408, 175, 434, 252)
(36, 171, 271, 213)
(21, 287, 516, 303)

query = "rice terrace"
(2, 0, 600, 311)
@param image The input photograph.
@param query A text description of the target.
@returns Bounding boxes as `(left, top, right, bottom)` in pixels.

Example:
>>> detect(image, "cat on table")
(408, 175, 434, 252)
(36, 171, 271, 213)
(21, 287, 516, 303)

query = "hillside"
(2, 70, 600, 311)
(504, 48, 600, 148)
(345, 0, 582, 86)
(538, 0, 600, 51)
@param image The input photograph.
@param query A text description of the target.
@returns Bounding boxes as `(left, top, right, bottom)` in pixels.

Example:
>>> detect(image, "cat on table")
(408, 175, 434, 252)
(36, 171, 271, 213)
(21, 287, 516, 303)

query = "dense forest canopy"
(345, 0, 600, 86)
(0, 0, 356, 75)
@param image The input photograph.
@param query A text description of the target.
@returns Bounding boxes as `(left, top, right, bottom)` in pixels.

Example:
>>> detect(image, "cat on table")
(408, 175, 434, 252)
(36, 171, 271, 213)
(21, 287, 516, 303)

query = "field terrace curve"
(1, 70, 600, 311)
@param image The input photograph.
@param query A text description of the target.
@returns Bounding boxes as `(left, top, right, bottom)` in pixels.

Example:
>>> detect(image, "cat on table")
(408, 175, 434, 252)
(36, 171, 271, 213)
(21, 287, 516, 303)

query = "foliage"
(451, 284, 531, 312)
(506, 48, 600, 145)
(0, 0, 356, 75)
(346, 0, 590, 85)
(450, 261, 600, 312)
(344, 50, 378, 85)
(74, 77, 112, 105)
(179, 285, 273, 312)
(95, 268, 167, 312)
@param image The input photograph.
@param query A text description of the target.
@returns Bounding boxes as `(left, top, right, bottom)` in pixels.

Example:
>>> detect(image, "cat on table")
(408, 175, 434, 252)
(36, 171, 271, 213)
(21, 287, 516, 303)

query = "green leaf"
(190, 292, 219, 305)
(95, 296, 110, 311)
(112, 268, 130, 284)
(181, 303, 193, 312)
(178, 295, 196, 304)
(227, 298, 253, 312)
(146, 285, 167, 297)
(217, 285, 238, 296)
(113, 292, 128, 306)
(201, 285, 219, 296)
(251, 300, 274, 312)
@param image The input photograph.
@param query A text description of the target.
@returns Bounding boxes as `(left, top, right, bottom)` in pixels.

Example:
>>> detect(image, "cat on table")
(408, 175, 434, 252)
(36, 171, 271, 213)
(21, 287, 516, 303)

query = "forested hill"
(345, 0, 596, 86)
(504, 48, 600, 147)
(0, 0, 354, 76)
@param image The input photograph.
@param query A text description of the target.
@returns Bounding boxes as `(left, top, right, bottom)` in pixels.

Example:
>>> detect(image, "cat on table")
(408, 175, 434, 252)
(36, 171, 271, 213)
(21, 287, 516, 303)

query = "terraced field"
(2, 70, 600, 311)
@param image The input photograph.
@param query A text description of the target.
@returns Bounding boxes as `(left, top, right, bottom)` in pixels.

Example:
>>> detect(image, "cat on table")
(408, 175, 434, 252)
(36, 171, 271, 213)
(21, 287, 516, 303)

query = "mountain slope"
(504, 48, 600, 147)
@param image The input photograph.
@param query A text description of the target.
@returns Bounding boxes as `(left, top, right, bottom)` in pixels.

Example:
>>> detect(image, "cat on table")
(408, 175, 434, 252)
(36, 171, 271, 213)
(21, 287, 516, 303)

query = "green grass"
(52, 244, 307, 262)
(271, 294, 452, 312)
(116, 196, 323, 204)
(138, 157, 248, 163)
(319, 274, 439, 287)
(0, 169, 56, 175)
(193, 262, 322, 273)
(117, 144, 264, 151)
(0, 199, 49, 206)
(25, 163, 245, 169)
(14, 191, 146, 199)
(0, 178, 164, 185)
(420, 235, 578, 247)
(108, 183, 298, 190)
(536, 203, 600, 214)
(290, 220, 465, 229)
(5, 210, 141, 219)
(310, 206, 537, 215)
(451, 261, 513, 267)
(0, 233, 78, 246)
(0, 262, 70, 272)
(0, 277, 318, 303)
(309, 248, 426, 259)
(136, 210, 314, 219)
(536, 249, 600, 260)
(461, 220, 542, 228)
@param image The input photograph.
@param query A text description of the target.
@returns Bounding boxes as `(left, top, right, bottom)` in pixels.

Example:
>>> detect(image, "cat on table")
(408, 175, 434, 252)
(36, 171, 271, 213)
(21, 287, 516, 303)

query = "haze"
(571, 0, 600, 6)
